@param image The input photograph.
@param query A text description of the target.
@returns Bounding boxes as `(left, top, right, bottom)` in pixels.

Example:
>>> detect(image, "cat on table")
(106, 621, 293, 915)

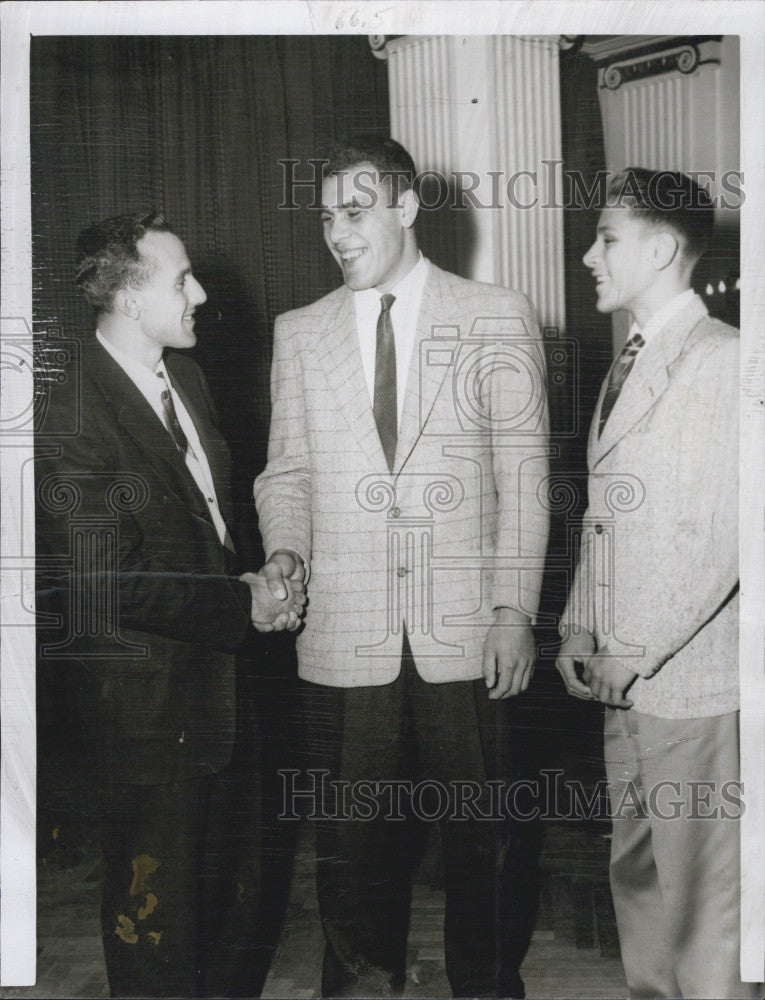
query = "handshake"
(239, 549, 307, 633)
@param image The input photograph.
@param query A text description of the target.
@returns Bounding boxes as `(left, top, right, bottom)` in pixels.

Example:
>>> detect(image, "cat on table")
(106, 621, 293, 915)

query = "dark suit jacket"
(36, 338, 252, 784)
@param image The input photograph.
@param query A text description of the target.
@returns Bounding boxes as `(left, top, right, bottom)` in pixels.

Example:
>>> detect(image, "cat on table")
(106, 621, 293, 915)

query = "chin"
(594, 296, 616, 314)
(344, 275, 373, 292)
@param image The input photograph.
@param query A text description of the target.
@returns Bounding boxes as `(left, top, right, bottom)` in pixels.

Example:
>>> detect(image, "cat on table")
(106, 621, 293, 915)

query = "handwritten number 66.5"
(335, 7, 391, 30)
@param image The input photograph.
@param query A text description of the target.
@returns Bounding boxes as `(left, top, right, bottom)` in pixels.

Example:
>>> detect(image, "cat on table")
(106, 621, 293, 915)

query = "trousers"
(100, 775, 228, 998)
(300, 634, 539, 998)
(605, 708, 757, 1000)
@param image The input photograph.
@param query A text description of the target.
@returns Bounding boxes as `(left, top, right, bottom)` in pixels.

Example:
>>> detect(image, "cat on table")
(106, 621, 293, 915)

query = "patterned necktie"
(598, 331, 645, 437)
(156, 372, 235, 553)
(157, 372, 189, 456)
(373, 293, 397, 471)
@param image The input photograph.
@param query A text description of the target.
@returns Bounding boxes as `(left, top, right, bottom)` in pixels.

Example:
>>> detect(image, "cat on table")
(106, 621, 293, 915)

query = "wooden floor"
(10, 678, 631, 998)
(2, 846, 110, 1000)
(2, 818, 628, 1000)
(261, 821, 628, 1000)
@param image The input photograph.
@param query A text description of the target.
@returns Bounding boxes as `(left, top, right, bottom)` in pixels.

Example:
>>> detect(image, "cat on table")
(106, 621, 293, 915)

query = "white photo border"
(2, 0, 763, 988)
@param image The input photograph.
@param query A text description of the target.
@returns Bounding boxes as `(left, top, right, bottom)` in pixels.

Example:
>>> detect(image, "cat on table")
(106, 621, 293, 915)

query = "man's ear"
(649, 231, 679, 271)
(114, 286, 141, 320)
(400, 187, 420, 229)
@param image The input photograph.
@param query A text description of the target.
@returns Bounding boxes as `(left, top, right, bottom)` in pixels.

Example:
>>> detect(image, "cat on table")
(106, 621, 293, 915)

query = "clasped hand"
(240, 549, 307, 632)
(240, 549, 308, 633)
(555, 630, 636, 709)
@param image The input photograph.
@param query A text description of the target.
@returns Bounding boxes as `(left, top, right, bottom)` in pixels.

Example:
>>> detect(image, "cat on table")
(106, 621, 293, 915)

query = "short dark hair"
(75, 211, 174, 313)
(606, 168, 714, 262)
(321, 135, 417, 196)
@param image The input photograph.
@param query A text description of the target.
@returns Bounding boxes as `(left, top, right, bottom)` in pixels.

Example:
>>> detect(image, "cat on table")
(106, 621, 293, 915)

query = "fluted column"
(585, 37, 739, 223)
(581, 35, 741, 347)
(385, 34, 566, 335)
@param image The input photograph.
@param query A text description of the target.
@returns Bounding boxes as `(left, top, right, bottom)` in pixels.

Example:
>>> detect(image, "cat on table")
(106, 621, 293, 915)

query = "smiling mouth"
(340, 248, 367, 262)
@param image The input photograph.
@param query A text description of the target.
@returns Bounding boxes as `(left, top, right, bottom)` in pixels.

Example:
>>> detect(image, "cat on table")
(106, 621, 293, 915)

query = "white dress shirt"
(96, 330, 229, 546)
(353, 252, 430, 425)
(629, 288, 697, 352)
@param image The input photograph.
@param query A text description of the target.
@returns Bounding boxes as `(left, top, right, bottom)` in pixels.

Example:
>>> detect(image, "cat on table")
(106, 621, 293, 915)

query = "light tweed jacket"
(560, 295, 739, 719)
(254, 261, 550, 686)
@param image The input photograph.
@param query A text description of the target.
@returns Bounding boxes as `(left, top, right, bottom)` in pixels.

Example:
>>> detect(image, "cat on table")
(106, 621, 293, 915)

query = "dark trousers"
(100, 776, 220, 998)
(301, 636, 539, 998)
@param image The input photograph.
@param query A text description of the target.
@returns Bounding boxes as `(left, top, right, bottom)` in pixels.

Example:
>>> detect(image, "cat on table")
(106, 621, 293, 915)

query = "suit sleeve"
(558, 529, 597, 638)
(252, 315, 313, 564)
(489, 294, 550, 621)
(36, 390, 252, 655)
(610, 334, 739, 678)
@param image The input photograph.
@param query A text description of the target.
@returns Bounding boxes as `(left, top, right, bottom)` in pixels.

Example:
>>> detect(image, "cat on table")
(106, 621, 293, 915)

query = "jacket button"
(397, 567, 407, 578)
(594, 524, 603, 534)
(390, 507, 401, 518)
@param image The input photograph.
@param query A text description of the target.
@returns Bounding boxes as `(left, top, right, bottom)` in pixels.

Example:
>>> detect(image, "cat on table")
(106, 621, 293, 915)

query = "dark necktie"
(373, 293, 397, 471)
(157, 372, 235, 553)
(157, 372, 189, 456)
(598, 331, 645, 437)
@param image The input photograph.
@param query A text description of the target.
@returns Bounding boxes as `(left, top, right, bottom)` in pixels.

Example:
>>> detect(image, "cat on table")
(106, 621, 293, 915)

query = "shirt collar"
(632, 288, 696, 345)
(96, 329, 170, 396)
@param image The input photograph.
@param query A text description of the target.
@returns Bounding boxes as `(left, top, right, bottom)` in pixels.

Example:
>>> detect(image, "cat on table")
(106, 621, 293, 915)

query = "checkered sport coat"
(254, 261, 550, 686)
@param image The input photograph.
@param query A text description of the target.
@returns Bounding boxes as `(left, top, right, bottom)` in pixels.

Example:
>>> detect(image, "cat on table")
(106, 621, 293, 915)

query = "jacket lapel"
(591, 295, 709, 466)
(314, 265, 468, 475)
(315, 287, 388, 469)
(394, 264, 454, 475)
(87, 342, 211, 519)
(164, 357, 233, 526)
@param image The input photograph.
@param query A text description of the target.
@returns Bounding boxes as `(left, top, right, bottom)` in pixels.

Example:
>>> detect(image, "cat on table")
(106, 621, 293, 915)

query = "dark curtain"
(31, 36, 389, 994)
(32, 36, 389, 558)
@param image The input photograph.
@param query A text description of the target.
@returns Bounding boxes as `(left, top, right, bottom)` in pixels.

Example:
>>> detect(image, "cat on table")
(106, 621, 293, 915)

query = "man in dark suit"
(35, 212, 303, 998)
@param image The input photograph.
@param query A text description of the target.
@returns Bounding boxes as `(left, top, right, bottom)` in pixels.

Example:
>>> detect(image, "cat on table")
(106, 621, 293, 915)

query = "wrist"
(560, 623, 595, 642)
(493, 607, 532, 626)
(269, 548, 309, 582)
(269, 549, 298, 570)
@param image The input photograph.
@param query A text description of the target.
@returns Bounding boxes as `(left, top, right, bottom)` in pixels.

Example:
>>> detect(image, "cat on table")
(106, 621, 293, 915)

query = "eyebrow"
(319, 197, 368, 212)
(173, 266, 191, 281)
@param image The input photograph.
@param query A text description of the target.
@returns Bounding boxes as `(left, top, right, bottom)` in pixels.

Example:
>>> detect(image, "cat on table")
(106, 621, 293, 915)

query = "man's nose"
(327, 214, 350, 244)
(582, 242, 598, 268)
(190, 276, 207, 305)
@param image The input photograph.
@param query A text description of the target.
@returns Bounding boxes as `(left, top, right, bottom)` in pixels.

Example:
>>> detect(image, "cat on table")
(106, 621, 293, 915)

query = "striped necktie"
(598, 331, 645, 437)
(157, 372, 189, 456)
(157, 372, 235, 553)
(373, 293, 397, 471)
